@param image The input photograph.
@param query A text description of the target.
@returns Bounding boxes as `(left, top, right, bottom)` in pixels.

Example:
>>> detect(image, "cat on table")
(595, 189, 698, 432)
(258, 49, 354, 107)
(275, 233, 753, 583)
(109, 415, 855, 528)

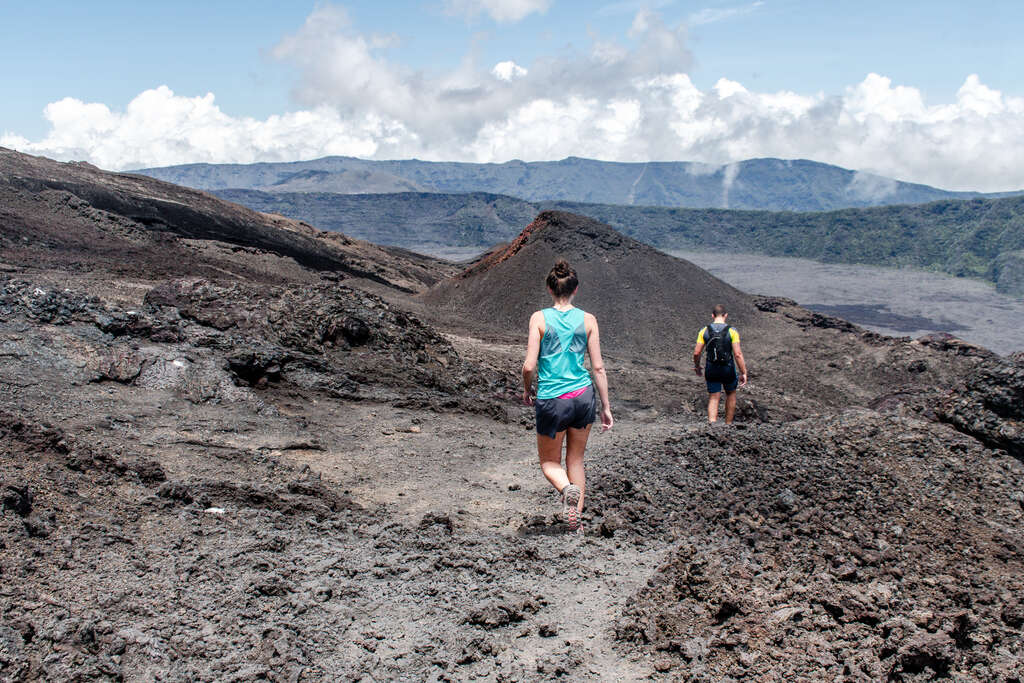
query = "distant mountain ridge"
(213, 189, 1024, 296)
(133, 156, 1020, 212)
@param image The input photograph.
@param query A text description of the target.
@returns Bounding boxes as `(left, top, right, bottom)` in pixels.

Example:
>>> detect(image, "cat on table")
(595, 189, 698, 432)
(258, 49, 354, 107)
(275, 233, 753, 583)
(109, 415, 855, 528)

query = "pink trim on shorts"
(557, 386, 589, 400)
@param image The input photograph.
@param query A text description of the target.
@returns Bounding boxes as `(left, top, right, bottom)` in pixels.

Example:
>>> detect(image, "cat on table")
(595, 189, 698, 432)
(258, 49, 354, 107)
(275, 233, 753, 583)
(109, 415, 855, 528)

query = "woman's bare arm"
(521, 311, 544, 405)
(585, 313, 613, 431)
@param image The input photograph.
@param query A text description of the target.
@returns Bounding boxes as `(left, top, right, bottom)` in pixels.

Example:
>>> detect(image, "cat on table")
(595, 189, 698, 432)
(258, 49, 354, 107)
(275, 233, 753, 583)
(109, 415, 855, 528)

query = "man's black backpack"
(705, 325, 734, 366)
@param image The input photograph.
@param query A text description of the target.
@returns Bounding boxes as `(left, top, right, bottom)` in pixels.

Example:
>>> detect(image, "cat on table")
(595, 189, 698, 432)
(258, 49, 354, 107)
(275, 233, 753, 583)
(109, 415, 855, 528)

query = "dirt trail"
(266, 394, 687, 680)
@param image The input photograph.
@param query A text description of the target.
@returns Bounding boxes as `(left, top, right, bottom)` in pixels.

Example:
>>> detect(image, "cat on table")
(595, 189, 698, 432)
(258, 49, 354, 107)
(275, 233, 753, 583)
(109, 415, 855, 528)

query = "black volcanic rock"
(937, 355, 1024, 459)
(601, 412, 1024, 679)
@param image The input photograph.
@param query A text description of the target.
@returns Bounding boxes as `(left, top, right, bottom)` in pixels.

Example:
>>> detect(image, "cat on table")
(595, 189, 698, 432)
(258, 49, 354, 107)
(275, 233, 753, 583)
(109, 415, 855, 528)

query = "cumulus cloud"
(444, 0, 551, 23)
(264, 4, 692, 160)
(5, 6, 1024, 192)
(491, 60, 528, 81)
(0, 86, 393, 170)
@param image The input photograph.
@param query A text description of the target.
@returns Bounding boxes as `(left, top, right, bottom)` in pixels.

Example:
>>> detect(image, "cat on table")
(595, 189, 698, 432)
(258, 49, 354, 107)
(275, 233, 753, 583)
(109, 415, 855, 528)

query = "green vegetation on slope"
(558, 196, 1024, 294)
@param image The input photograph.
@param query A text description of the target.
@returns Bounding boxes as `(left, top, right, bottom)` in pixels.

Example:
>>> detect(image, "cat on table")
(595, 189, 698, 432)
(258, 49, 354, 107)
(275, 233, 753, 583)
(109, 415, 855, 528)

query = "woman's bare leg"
(538, 431, 570, 493)
(565, 424, 591, 511)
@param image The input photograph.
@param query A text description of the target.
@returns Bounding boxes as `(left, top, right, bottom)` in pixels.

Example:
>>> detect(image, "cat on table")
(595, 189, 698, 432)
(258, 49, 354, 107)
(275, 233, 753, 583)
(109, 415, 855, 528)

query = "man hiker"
(693, 304, 748, 424)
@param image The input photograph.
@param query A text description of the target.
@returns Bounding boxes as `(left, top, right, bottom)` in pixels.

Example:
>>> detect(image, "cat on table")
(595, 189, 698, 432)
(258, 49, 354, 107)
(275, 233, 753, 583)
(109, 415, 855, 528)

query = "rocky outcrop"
(0, 274, 510, 416)
(596, 412, 1024, 680)
(752, 295, 863, 334)
(937, 355, 1024, 459)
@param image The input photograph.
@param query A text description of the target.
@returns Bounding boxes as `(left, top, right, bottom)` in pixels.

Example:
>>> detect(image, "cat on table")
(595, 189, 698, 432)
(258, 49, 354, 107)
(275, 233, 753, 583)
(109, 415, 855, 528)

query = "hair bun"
(546, 259, 578, 297)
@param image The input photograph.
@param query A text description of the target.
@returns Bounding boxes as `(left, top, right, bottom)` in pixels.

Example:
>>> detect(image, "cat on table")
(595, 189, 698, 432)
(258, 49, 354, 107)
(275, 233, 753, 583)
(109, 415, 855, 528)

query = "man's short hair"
(712, 304, 727, 317)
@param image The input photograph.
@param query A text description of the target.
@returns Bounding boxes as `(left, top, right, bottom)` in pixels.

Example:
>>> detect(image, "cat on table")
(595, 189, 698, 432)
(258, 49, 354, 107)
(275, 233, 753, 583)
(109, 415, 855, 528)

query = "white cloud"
(847, 171, 899, 202)
(491, 60, 528, 81)
(1, 86, 389, 169)
(5, 6, 1024, 192)
(444, 0, 551, 23)
(721, 162, 739, 207)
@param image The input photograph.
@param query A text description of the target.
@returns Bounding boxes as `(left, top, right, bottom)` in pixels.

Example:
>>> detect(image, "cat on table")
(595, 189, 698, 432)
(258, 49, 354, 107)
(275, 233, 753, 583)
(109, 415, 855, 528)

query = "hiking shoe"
(561, 484, 581, 532)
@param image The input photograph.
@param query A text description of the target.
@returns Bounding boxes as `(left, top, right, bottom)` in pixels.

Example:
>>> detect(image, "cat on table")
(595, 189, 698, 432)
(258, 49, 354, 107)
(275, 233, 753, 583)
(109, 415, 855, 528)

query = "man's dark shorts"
(535, 385, 596, 438)
(705, 363, 738, 394)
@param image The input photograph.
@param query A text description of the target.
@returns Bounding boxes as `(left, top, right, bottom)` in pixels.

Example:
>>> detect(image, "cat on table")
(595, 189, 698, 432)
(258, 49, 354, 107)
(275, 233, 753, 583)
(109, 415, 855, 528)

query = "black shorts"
(705, 363, 738, 393)
(535, 385, 596, 439)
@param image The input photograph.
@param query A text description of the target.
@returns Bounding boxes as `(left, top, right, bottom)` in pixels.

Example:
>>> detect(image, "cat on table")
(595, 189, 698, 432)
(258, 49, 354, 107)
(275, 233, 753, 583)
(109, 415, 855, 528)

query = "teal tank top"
(537, 307, 592, 400)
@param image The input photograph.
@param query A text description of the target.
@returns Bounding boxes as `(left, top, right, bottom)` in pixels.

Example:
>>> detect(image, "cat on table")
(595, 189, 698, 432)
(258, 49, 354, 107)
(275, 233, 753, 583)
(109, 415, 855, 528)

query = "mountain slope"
(133, 156, 1020, 212)
(554, 197, 1024, 296)
(0, 147, 453, 292)
(214, 190, 536, 249)
(260, 168, 427, 194)
(424, 210, 765, 360)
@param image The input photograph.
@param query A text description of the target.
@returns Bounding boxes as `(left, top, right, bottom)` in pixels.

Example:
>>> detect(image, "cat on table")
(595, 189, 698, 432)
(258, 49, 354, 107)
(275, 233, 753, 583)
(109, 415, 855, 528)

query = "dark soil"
(1, 148, 1022, 681)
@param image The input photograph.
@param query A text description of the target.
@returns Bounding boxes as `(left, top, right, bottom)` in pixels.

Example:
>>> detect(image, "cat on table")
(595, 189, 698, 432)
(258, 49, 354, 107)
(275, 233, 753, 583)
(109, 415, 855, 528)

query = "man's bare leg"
(725, 390, 737, 424)
(564, 424, 591, 511)
(707, 392, 721, 423)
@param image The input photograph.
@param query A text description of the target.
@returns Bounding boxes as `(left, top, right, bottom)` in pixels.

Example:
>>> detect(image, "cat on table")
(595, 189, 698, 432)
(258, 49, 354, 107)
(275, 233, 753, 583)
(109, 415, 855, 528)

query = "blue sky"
(3, 1, 1024, 190)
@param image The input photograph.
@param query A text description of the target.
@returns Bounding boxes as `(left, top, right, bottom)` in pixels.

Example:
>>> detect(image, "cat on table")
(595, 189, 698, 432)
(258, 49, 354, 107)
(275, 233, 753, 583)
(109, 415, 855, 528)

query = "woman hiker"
(521, 259, 613, 533)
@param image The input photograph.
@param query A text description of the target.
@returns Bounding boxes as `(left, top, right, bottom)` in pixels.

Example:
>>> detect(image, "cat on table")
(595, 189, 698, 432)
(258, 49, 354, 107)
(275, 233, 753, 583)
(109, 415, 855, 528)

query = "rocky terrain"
(604, 412, 1024, 680)
(1, 148, 1022, 681)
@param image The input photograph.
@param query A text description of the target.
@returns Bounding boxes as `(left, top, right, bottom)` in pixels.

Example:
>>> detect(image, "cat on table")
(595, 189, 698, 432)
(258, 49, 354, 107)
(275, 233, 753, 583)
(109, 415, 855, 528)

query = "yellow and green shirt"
(697, 324, 740, 346)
